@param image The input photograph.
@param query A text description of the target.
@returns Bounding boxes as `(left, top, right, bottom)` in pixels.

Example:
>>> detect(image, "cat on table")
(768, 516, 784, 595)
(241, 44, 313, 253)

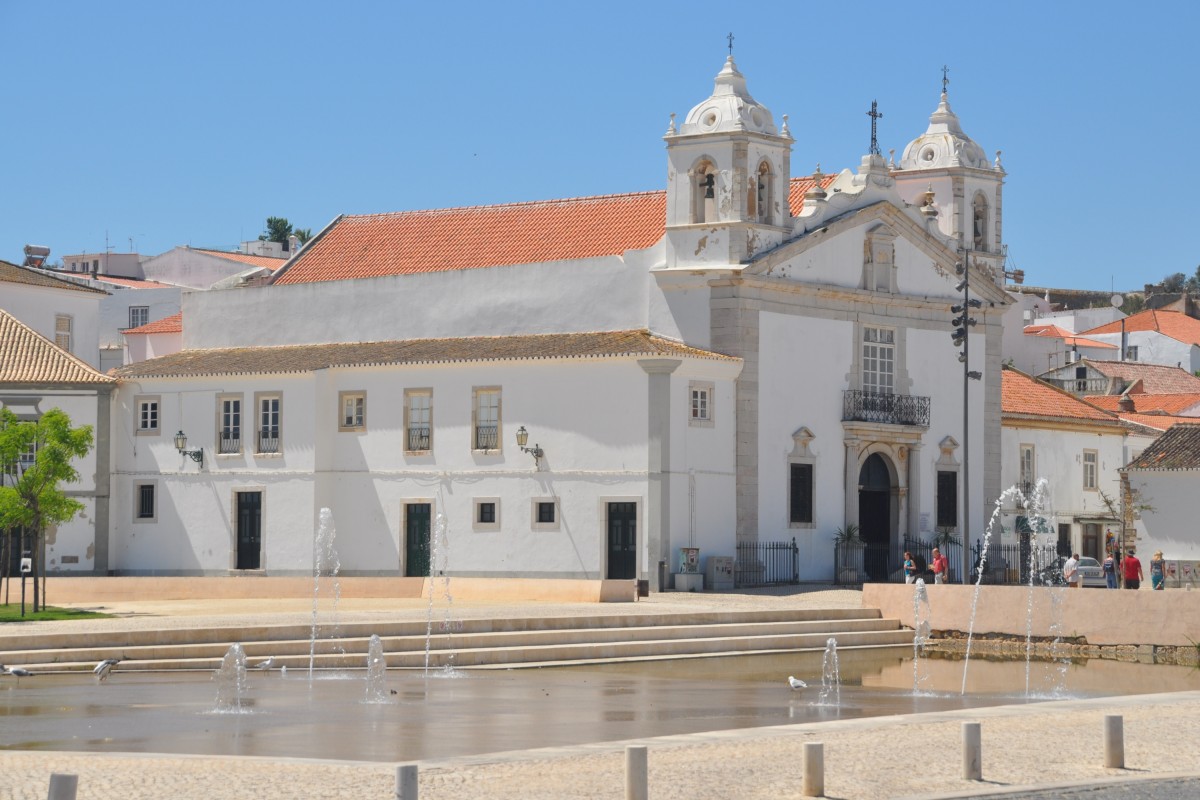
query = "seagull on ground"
(788, 676, 807, 690)
(6, 667, 32, 677)
(94, 658, 122, 682)
(253, 657, 277, 670)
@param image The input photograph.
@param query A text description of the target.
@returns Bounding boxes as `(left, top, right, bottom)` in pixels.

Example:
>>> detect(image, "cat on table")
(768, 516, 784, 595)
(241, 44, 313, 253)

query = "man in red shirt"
(1122, 549, 1143, 590)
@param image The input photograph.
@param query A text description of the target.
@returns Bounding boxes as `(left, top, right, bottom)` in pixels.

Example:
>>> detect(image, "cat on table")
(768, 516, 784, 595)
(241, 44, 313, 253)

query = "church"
(98, 55, 1010, 587)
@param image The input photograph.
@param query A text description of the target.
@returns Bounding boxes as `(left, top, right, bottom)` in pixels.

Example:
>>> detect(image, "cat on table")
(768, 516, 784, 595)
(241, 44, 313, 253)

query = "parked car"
(1076, 556, 1105, 588)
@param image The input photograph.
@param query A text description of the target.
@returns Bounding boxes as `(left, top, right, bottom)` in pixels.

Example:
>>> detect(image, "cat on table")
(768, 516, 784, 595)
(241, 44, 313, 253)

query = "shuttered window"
(789, 463, 813, 524)
(936, 470, 958, 528)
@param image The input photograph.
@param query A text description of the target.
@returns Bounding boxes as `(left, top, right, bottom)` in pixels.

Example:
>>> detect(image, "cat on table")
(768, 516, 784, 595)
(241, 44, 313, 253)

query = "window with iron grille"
(136, 397, 160, 434)
(936, 470, 958, 528)
(218, 396, 241, 454)
(257, 394, 280, 454)
(135, 482, 156, 521)
(789, 463, 813, 524)
(128, 306, 149, 329)
(54, 314, 73, 352)
(1083, 450, 1098, 490)
(473, 388, 500, 450)
(339, 391, 366, 431)
(405, 390, 432, 452)
(862, 326, 894, 395)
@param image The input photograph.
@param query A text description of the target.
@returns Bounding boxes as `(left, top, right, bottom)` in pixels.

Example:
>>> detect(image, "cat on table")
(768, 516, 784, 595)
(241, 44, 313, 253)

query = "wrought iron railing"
(474, 424, 498, 450)
(735, 538, 799, 587)
(407, 426, 431, 451)
(842, 390, 930, 426)
(258, 434, 280, 454)
(969, 540, 1063, 585)
(218, 435, 241, 454)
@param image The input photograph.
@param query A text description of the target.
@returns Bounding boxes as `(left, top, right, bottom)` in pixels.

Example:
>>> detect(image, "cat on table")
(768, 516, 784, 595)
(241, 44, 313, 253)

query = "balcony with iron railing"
(258, 433, 280, 454)
(407, 426, 431, 452)
(218, 435, 241, 455)
(474, 424, 498, 450)
(842, 390, 930, 427)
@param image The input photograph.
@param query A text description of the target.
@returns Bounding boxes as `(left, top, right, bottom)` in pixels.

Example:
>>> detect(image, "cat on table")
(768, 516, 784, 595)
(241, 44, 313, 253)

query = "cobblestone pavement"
(3, 588, 1198, 799)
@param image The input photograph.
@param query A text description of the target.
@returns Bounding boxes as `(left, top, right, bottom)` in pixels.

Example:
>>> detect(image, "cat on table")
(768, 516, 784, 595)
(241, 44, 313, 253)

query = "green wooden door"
(405, 503, 431, 577)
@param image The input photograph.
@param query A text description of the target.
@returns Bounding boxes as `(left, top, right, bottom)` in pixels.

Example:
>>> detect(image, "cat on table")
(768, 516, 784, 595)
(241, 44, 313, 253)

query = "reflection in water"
(0, 650, 1192, 763)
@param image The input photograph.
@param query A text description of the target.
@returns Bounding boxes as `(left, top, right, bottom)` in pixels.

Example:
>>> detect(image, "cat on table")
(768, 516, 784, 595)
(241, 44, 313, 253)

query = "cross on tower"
(866, 100, 883, 156)
(727, 32, 734, 56)
(942, 65, 950, 95)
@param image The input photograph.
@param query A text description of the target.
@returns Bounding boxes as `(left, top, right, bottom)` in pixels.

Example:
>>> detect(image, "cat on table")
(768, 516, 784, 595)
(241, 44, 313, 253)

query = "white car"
(1076, 556, 1106, 588)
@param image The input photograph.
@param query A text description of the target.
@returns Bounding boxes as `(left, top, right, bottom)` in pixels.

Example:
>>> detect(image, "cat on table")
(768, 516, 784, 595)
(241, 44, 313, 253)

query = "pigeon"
(94, 658, 122, 682)
(6, 667, 32, 677)
(253, 657, 276, 670)
(788, 676, 807, 690)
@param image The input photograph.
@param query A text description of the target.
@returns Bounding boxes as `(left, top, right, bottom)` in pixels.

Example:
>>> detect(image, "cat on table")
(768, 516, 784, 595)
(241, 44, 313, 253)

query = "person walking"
(1102, 551, 1117, 589)
(1150, 550, 1166, 590)
(930, 547, 949, 585)
(1122, 549, 1143, 590)
(903, 551, 917, 584)
(1063, 553, 1080, 588)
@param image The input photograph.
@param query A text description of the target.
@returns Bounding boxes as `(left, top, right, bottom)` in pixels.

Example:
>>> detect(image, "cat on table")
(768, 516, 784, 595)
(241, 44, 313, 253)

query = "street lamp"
(951, 250, 984, 583)
(515, 426, 543, 468)
(173, 430, 204, 467)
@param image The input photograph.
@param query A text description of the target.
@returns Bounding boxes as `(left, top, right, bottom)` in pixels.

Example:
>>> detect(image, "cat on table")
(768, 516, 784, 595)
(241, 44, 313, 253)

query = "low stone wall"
(31, 576, 637, 604)
(863, 583, 1199, 647)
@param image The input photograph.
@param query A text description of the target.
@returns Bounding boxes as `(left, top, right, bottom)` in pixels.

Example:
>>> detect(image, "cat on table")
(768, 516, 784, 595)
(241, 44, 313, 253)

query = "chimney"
(1118, 393, 1135, 412)
(287, 234, 299, 253)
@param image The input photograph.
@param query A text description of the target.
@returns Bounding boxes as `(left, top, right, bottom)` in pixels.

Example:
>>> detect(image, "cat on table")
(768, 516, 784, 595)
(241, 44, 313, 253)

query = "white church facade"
(98, 56, 1011, 586)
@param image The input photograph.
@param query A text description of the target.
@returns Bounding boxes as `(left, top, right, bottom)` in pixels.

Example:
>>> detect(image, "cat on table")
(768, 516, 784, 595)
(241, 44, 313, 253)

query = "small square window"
(128, 306, 149, 329)
(136, 396, 160, 435)
(531, 498, 560, 531)
(473, 497, 500, 532)
(688, 381, 715, 427)
(134, 482, 157, 522)
(339, 391, 366, 431)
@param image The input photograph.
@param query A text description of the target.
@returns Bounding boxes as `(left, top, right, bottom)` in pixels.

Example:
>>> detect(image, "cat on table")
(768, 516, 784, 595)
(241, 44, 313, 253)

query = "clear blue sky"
(2, 1, 1197, 291)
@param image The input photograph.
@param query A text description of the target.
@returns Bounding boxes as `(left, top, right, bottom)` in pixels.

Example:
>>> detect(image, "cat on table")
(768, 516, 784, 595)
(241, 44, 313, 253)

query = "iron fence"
(842, 390, 931, 426)
(834, 535, 964, 584)
(969, 540, 1062, 585)
(735, 538, 799, 587)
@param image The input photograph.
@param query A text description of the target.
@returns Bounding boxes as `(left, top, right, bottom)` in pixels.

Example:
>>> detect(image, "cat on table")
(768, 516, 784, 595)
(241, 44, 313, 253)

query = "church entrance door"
(858, 453, 893, 582)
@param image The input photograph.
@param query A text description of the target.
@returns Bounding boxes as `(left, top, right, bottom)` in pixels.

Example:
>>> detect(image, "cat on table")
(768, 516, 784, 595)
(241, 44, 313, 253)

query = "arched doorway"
(858, 453, 893, 581)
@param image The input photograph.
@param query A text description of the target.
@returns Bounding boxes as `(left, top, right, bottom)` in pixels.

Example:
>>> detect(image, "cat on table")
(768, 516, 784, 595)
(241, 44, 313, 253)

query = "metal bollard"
(47, 773, 78, 800)
(626, 745, 648, 800)
(962, 722, 982, 781)
(395, 764, 418, 800)
(1104, 714, 1124, 769)
(802, 741, 824, 797)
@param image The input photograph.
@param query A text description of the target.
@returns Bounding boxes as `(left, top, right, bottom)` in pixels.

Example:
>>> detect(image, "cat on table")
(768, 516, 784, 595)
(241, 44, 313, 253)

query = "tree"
(294, 227, 313, 245)
(1186, 266, 1200, 295)
(1160, 272, 1186, 293)
(259, 216, 294, 245)
(0, 408, 94, 612)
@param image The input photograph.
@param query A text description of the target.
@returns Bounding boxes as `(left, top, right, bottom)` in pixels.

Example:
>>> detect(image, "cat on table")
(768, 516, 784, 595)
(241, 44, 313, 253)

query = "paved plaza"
(2, 587, 1198, 799)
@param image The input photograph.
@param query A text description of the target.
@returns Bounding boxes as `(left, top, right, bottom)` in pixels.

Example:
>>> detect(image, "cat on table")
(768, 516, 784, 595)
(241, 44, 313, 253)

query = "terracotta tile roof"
(786, 174, 842, 217)
(1126, 424, 1200, 470)
(1116, 412, 1200, 433)
(113, 330, 739, 379)
(92, 275, 177, 289)
(1023, 324, 1116, 350)
(1084, 393, 1200, 415)
(124, 312, 183, 335)
(1081, 309, 1200, 347)
(193, 249, 288, 271)
(1082, 360, 1200, 394)
(1001, 366, 1120, 426)
(0, 309, 115, 384)
(0, 260, 108, 294)
(271, 178, 836, 286)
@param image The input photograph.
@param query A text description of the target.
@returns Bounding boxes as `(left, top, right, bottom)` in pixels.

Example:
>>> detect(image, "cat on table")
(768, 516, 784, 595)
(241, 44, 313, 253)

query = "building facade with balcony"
(101, 55, 1011, 584)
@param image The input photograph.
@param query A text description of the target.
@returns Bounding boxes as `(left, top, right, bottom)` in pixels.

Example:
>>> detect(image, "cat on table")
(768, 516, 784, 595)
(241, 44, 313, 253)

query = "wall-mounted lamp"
(173, 430, 204, 467)
(515, 426, 543, 467)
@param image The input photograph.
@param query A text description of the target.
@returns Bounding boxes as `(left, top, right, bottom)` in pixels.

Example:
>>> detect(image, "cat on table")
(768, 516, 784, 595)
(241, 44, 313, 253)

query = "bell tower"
(663, 54, 793, 268)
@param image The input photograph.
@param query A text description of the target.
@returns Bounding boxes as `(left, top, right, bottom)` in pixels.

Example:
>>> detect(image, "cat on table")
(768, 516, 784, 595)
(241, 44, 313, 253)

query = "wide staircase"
(0, 607, 911, 674)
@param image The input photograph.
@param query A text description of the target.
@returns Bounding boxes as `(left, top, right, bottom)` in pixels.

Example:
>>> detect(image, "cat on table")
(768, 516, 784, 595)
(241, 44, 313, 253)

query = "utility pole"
(952, 249, 983, 583)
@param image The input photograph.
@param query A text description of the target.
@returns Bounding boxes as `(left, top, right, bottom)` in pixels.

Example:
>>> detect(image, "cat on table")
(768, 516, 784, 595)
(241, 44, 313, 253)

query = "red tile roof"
(1024, 323, 1116, 350)
(1002, 366, 1120, 425)
(1117, 412, 1200, 433)
(0, 309, 115, 384)
(1083, 361, 1200, 394)
(1084, 393, 1200, 415)
(194, 249, 288, 271)
(273, 177, 837, 286)
(1081, 309, 1200, 347)
(1127, 424, 1200, 470)
(123, 312, 183, 335)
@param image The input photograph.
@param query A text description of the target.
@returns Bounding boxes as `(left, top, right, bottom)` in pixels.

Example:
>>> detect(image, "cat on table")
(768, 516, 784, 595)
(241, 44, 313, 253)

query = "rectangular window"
(218, 396, 242, 454)
(135, 482, 156, 522)
(473, 497, 500, 532)
(691, 387, 709, 420)
(256, 394, 281, 454)
(54, 314, 73, 352)
(1124, 346, 1138, 361)
(405, 389, 432, 452)
(1019, 444, 1037, 495)
(4, 441, 36, 479)
(689, 381, 714, 427)
(128, 306, 149, 329)
(473, 388, 500, 450)
(1083, 450, 1098, 490)
(339, 391, 366, 431)
(936, 470, 958, 528)
(789, 463, 814, 525)
(136, 396, 160, 434)
(478, 502, 496, 524)
(862, 326, 895, 395)
(531, 498, 560, 530)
